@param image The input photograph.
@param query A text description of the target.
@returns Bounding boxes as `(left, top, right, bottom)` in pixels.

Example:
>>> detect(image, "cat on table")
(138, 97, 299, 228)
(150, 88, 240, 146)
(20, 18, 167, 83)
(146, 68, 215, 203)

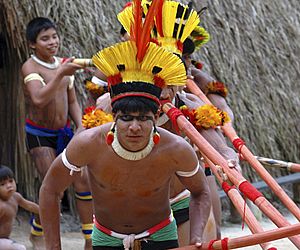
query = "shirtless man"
(39, 14, 211, 248)
(21, 17, 93, 249)
(0, 165, 39, 250)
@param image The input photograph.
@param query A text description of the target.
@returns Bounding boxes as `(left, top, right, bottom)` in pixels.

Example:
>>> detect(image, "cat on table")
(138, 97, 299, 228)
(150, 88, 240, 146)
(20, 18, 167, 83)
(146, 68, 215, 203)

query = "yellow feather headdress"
(118, 1, 200, 56)
(93, 0, 186, 105)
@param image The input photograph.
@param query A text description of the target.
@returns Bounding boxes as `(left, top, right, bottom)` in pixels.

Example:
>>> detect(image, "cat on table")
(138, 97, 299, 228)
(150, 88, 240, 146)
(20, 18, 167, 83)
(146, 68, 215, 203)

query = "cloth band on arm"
(69, 75, 75, 89)
(24, 73, 46, 86)
(176, 162, 200, 177)
(61, 149, 81, 175)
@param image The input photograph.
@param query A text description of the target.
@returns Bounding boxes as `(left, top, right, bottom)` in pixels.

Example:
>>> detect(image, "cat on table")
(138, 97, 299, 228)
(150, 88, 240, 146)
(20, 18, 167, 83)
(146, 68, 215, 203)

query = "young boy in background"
(0, 165, 39, 250)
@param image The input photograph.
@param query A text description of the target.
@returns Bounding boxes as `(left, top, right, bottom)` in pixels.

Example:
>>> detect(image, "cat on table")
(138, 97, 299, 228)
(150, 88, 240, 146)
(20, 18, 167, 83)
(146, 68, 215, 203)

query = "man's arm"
(39, 131, 93, 249)
(39, 155, 77, 250)
(178, 170, 211, 246)
(175, 140, 212, 246)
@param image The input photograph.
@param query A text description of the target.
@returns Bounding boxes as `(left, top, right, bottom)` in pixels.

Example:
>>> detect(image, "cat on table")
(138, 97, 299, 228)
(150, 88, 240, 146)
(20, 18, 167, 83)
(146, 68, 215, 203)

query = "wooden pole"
(72, 58, 93, 67)
(162, 102, 300, 247)
(255, 156, 300, 173)
(203, 156, 274, 250)
(170, 222, 300, 250)
(186, 78, 300, 222)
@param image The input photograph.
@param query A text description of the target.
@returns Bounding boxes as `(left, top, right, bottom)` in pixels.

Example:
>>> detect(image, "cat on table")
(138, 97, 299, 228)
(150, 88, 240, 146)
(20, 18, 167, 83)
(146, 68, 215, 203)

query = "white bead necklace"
(31, 54, 60, 69)
(111, 128, 154, 161)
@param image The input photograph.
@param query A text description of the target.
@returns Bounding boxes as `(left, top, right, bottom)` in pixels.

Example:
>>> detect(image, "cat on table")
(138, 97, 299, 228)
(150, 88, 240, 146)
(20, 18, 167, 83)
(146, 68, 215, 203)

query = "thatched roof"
(0, 0, 299, 199)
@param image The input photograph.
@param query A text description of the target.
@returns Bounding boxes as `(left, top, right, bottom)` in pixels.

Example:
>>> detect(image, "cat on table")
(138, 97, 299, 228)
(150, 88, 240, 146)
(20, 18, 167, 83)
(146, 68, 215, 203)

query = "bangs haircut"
(26, 17, 57, 43)
(0, 165, 14, 182)
(112, 96, 159, 115)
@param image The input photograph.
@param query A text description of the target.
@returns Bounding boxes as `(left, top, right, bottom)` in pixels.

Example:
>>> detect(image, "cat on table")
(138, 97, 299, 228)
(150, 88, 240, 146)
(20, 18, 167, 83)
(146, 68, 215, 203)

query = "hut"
(0, 0, 299, 211)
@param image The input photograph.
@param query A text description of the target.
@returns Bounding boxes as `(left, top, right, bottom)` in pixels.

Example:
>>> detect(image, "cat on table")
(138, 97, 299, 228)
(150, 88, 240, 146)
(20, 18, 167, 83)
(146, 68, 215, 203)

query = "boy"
(22, 17, 93, 249)
(0, 165, 39, 250)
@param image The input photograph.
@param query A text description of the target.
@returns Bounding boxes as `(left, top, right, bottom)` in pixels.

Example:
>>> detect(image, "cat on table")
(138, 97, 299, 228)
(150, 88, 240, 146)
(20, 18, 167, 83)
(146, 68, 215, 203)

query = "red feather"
(155, 0, 164, 36)
(132, 0, 142, 43)
(136, 0, 164, 62)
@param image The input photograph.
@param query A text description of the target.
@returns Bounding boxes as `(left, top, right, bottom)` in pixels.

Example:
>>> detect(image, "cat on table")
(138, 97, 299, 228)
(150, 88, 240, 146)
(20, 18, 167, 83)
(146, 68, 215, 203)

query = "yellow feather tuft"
(92, 41, 186, 86)
(117, 5, 134, 35)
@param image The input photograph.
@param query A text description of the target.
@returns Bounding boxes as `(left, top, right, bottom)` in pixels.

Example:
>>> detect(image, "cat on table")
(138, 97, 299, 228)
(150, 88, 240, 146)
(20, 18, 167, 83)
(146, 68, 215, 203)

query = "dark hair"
(120, 26, 127, 36)
(112, 96, 159, 115)
(26, 17, 57, 43)
(0, 165, 14, 182)
(182, 37, 195, 56)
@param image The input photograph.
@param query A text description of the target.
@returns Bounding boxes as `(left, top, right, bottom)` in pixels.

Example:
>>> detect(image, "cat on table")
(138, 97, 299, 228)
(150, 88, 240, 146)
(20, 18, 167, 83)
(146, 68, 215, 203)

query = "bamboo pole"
(255, 156, 300, 173)
(170, 222, 300, 250)
(162, 102, 300, 247)
(203, 156, 274, 250)
(186, 78, 300, 222)
(72, 58, 93, 67)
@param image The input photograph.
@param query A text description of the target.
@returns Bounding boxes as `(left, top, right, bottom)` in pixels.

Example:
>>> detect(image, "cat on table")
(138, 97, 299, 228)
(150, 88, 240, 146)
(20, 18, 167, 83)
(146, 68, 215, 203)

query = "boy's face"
(0, 177, 16, 201)
(30, 28, 59, 57)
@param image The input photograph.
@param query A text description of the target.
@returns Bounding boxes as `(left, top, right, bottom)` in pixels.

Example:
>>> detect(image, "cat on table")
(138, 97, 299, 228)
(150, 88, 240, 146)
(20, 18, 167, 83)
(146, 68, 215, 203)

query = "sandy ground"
(9, 212, 299, 250)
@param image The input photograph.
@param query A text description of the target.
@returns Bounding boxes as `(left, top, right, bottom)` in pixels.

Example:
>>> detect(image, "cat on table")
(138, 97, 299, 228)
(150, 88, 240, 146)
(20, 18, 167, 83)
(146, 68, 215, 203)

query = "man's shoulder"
(73, 124, 111, 146)
(159, 128, 191, 148)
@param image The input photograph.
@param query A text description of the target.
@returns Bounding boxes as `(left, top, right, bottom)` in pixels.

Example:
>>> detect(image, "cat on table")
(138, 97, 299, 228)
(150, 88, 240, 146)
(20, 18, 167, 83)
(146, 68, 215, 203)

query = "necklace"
(111, 128, 154, 161)
(31, 54, 60, 69)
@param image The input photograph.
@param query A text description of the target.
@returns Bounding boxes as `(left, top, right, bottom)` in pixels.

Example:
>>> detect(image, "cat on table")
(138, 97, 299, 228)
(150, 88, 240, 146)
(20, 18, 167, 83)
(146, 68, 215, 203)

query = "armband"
(68, 75, 75, 89)
(24, 73, 46, 86)
(61, 149, 81, 175)
(176, 162, 200, 177)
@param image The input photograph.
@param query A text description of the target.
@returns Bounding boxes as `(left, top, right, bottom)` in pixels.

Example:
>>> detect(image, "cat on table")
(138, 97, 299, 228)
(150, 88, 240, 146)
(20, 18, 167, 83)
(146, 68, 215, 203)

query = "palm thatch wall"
(0, 0, 299, 203)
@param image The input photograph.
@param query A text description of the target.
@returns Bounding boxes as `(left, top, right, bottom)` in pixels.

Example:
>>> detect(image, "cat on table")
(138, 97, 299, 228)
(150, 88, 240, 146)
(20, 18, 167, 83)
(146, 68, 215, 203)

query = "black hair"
(112, 96, 159, 115)
(182, 37, 195, 56)
(0, 165, 14, 182)
(26, 17, 57, 43)
(120, 26, 127, 36)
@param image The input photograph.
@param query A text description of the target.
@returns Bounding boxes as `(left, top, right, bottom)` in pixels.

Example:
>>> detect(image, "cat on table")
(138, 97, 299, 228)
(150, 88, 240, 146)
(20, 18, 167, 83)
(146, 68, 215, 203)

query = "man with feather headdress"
(39, 1, 211, 249)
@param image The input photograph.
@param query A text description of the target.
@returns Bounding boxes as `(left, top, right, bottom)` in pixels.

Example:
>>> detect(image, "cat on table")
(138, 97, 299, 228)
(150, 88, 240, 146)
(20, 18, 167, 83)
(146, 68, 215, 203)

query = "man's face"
(115, 111, 156, 151)
(120, 32, 130, 42)
(160, 86, 179, 103)
(183, 54, 192, 69)
(30, 28, 59, 58)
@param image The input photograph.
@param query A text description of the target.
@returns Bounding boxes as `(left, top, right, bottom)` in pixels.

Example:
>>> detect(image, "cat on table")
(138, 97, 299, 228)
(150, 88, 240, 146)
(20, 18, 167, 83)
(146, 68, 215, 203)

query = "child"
(0, 165, 39, 250)
(22, 17, 93, 249)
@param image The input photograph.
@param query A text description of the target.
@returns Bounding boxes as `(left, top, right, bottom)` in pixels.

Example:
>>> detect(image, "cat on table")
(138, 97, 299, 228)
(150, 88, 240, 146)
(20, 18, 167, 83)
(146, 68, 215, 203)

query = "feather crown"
(118, 0, 201, 56)
(93, 0, 186, 105)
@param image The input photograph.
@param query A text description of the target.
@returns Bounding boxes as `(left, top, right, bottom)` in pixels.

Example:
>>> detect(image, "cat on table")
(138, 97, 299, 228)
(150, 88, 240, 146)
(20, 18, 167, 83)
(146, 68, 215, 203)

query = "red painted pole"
(162, 102, 300, 247)
(186, 78, 300, 222)
(203, 156, 274, 250)
(170, 222, 300, 249)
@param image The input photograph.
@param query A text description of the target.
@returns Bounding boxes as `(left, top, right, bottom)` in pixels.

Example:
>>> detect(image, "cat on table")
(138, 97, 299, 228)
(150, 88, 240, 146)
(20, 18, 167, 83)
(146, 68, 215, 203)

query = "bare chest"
(0, 199, 18, 224)
(88, 153, 172, 196)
